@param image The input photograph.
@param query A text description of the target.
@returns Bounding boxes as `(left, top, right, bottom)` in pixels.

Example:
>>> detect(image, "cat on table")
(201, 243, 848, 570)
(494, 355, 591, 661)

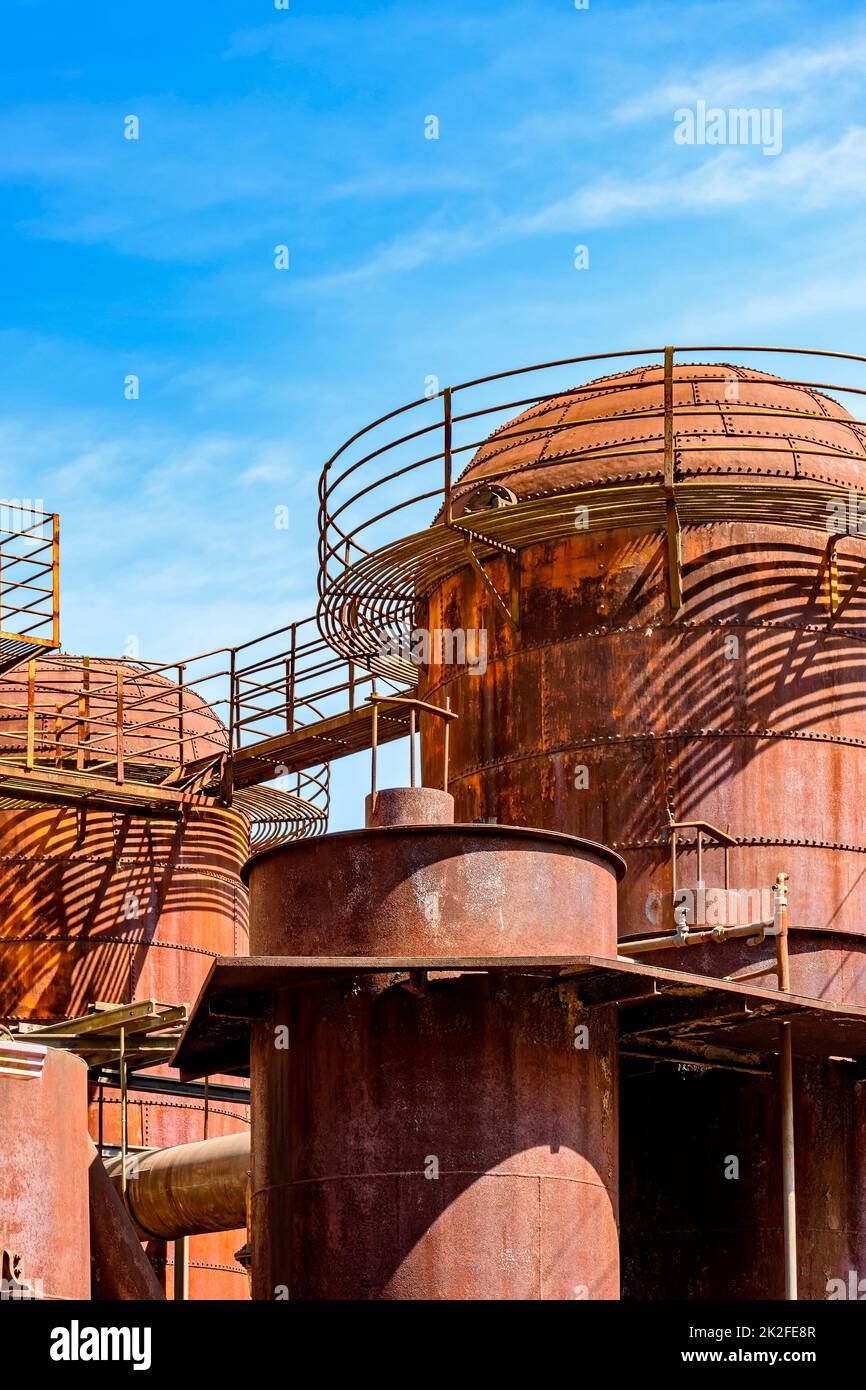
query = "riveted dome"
(0, 656, 227, 769)
(450, 363, 866, 515)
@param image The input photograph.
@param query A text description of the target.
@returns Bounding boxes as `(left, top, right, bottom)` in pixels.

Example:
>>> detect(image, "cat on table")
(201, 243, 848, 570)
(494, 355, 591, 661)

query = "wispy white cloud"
(615, 29, 866, 122)
(518, 127, 866, 231)
(675, 269, 866, 339)
(285, 125, 866, 294)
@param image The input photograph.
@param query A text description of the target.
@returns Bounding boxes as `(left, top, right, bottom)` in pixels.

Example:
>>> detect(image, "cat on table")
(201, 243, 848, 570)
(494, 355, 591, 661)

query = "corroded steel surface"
(421, 515, 866, 994)
(365, 785, 454, 827)
(251, 980, 619, 1300)
(245, 820, 622, 1299)
(621, 1058, 866, 1300)
(0, 657, 250, 1299)
(448, 364, 866, 507)
(247, 822, 623, 960)
(0, 804, 249, 1020)
(0, 1047, 90, 1299)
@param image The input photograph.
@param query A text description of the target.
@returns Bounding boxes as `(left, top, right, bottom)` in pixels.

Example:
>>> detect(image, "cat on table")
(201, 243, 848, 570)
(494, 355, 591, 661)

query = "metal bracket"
(825, 534, 840, 616)
(665, 498, 683, 611)
(461, 536, 520, 631)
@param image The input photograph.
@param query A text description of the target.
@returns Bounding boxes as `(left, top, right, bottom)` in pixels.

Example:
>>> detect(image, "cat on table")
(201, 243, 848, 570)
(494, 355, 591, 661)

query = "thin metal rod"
(779, 1022, 797, 1301)
(115, 669, 124, 785)
(663, 346, 674, 490)
(775, 873, 791, 991)
(669, 827, 677, 931)
(173, 1237, 189, 1301)
(371, 699, 378, 799)
(774, 872, 797, 1301)
(443, 387, 453, 525)
(176, 663, 185, 762)
(53, 703, 62, 766)
(287, 623, 297, 733)
(52, 513, 60, 647)
(409, 707, 416, 787)
(229, 646, 237, 753)
(76, 655, 89, 769)
(120, 1024, 128, 1207)
(25, 659, 35, 769)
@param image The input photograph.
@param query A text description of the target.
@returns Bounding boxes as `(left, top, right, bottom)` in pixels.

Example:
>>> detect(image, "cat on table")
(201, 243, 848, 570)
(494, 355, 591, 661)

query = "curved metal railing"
(318, 346, 866, 678)
(234, 767, 330, 850)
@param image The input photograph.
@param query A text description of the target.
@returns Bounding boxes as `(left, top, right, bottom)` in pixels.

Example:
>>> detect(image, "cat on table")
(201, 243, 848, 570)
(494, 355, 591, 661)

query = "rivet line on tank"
(446, 727, 866, 782)
(418, 615, 866, 690)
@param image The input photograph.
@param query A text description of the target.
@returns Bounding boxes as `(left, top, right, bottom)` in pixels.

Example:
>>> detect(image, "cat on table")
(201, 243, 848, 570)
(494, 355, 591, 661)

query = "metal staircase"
(0, 507, 59, 673)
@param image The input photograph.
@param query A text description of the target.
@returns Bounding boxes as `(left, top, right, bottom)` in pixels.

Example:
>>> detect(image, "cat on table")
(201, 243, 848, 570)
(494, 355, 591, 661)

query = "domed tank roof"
(0, 655, 227, 767)
(450, 363, 866, 515)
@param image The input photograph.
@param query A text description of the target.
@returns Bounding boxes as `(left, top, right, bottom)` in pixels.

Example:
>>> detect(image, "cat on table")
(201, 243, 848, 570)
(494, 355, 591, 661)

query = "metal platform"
(15, 999, 188, 1070)
(171, 952, 866, 1081)
(231, 698, 411, 785)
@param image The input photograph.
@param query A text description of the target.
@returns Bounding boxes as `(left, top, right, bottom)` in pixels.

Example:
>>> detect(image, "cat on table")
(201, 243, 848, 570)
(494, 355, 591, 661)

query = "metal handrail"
(317, 347, 866, 672)
(0, 507, 60, 653)
(0, 613, 371, 831)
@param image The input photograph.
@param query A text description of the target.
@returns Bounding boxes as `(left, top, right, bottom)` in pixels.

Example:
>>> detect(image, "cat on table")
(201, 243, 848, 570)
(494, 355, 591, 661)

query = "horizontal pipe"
(619, 919, 777, 957)
(104, 1131, 250, 1242)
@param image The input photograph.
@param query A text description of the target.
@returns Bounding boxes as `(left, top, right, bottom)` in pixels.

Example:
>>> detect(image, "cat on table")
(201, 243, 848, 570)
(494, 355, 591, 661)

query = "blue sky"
(3, 0, 866, 824)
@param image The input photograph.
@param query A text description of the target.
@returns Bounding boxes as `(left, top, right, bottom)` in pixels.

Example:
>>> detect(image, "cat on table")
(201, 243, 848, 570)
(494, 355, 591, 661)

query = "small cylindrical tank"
(0, 1044, 91, 1300)
(245, 787, 623, 1299)
(0, 657, 250, 1298)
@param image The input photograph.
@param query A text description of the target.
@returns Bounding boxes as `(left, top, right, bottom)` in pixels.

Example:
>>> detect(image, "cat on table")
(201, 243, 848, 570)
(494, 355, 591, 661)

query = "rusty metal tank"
(0, 1044, 91, 1299)
(245, 786, 624, 1299)
(416, 362, 866, 1299)
(0, 657, 250, 1299)
(420, 364, 866, 1002)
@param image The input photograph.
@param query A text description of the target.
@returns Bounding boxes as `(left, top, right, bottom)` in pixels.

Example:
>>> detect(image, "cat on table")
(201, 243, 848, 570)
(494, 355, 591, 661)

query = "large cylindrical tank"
(421, 365, 866, 999)
(417, 363, 866, 1298)
(245, 790, 623, 1299)
(0, 657, 250, 1299)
